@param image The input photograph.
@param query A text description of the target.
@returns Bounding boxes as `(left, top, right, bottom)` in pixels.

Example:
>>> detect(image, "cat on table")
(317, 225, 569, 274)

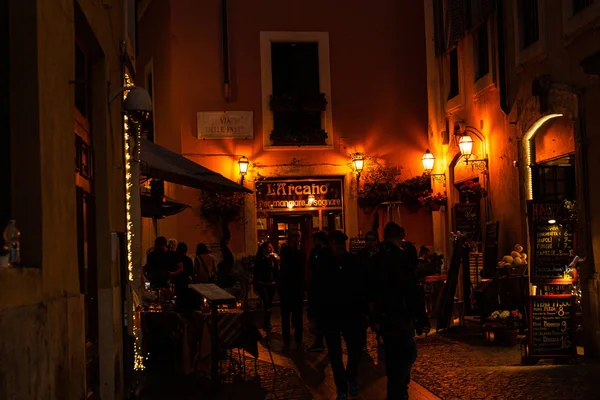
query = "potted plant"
(460, 180, 486, 203)
(396, 176, 431, 213)
(357, 182, 395, 213)
(486, 309, 523, 346)
(419, 191, 448, 211)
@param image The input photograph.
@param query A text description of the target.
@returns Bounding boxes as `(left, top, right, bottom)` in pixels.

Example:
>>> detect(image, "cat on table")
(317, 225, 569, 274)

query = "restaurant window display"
(521, 116, 580, 363)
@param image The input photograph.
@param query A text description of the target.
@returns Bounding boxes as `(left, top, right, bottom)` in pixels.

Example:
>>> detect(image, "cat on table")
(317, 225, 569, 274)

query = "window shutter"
(447, 0, 466, 49)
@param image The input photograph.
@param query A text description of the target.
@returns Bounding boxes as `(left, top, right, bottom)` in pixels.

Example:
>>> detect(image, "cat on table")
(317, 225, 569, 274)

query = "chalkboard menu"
(452, 203, 480, 241)
(528, 295, 576, 358)
(483, 221, 499, 278)
(349, 238, 365, 254)
(527, 201, 577, 283)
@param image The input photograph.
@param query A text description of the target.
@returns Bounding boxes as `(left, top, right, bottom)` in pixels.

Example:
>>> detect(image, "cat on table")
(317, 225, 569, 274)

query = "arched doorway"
(448, 126, 488, 315)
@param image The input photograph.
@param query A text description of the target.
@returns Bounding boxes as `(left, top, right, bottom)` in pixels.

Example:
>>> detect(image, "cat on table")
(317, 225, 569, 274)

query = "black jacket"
(253, 254, 279, 286)
(279, 245, 306, 295)
(308, 248, 367, 323)
(369, 241, 429, 331)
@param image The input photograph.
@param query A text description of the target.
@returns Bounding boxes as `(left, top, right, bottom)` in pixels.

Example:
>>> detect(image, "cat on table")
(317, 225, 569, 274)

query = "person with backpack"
(369, 222, 430, 400)
(194, 243, 216, 283)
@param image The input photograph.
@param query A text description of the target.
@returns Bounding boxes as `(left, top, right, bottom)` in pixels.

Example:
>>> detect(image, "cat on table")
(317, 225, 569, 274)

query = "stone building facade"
(1, 0, 135, 398)
(424, 0, 600, 357)
(136, 0, 433, 261)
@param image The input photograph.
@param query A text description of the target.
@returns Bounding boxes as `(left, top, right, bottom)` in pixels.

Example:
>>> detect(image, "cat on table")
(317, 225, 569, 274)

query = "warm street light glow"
(458, 135, 473, 159)
(352, 153, 365, 173)
(548, 219, 556, 224)
(287, 201, 294, 209)
(422, 149, 435, 173)
(308, 194, 315, 205)
(238, 156, 249, 176)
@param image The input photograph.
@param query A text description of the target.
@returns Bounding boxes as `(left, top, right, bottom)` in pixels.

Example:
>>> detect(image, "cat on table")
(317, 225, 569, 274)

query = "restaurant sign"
(256, 179, 343, 210)
(197, 111, 254, 139)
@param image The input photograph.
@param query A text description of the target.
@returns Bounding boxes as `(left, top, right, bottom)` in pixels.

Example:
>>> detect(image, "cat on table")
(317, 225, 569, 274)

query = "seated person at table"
(145, 236, 184, 290)
(416, 246, 437, 281)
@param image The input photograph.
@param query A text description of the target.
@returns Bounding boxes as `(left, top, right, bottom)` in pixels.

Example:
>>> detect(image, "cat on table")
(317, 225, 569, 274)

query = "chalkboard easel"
(523, 294, 576, 365)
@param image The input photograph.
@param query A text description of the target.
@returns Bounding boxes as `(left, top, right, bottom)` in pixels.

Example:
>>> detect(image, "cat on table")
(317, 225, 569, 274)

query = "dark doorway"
(268, 213, 313, 256)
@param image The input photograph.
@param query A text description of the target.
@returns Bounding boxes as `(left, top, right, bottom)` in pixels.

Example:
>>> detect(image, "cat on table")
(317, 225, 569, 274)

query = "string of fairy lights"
(123, 72, 146, 371)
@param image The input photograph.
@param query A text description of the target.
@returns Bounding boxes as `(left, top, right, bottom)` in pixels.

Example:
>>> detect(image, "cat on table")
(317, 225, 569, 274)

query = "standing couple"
(253, 229, 306, 350)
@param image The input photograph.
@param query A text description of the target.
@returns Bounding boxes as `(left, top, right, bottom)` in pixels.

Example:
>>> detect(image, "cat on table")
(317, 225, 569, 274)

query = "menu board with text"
(527, 201, 577, 283)
(528, 295, 576, 358)
(349, 238, 366, 254)
(452, 203, 480, 242)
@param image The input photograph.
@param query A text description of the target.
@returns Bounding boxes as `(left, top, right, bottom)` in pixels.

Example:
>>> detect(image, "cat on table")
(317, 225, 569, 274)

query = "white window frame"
(512, 0, 547, 67)
(472, 19, 496, 95)
(444, 44, 465, 113)
(562, 0, 600, 41)
(260, 31, 333, 151)
(144, 59, 156, 141)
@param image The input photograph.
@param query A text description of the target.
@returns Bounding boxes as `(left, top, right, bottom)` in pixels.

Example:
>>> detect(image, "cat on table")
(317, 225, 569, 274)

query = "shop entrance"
(269, 213, 314, 254)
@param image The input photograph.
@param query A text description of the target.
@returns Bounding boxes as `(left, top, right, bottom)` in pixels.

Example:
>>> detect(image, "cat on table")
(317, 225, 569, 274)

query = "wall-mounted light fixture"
(352, 153, 365, 184)
(458, 134, 488, 172)
(238, 156, 249, 185)
(422, 149, 446, 187)
(307, 194, 316, 205)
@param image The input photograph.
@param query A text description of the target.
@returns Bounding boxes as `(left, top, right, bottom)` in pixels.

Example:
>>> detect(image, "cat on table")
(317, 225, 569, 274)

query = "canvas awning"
(140, 139, 252, 193)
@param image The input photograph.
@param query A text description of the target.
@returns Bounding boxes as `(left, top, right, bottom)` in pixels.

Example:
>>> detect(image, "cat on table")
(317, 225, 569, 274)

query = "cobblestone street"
(139, 309, 600, 399)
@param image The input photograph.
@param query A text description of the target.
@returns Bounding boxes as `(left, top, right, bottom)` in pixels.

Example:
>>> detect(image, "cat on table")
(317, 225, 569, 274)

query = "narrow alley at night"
(2, 1, 600, 399)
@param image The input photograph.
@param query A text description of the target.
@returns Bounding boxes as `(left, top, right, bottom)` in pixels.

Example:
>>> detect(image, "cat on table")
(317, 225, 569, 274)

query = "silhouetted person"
(370, 222, 430, 400)
(145, 236, 183, 290)
(194, 243, 217, 283)
(309, 230, 367, 400)
(175, 242, 194, 309)
(217, 239, 235, 288)
(278, 229, 306, 350)
(253, 242, 279, 330)
(307, 231, 329, 352)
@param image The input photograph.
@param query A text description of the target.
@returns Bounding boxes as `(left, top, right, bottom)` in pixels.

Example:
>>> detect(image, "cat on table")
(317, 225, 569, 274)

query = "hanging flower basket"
(200, 192, 245, 223)
(460, 180, 486, 203)
(420, 191, 448, 211)
(396, 176, 431, 212)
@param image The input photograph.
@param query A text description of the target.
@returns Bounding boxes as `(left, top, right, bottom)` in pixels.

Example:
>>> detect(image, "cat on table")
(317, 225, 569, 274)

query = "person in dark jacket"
(145, 236, 184, 289)
(253, 242, 279, 330)
(217, 239, 235, 288)
(416, 245, 437, 281)
(369, 222, 430, 400)
(279, 229, 306, 350)
(309, 230, 367, 400)
(307, 230, 329, 352)
(356, 231, 379, 349)
(175, 242, 194, 310)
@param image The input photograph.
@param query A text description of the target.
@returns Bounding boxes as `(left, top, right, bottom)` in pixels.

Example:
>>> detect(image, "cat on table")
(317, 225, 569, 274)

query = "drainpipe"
(496, 0, 509, 114)
(222, 0, 231, 102)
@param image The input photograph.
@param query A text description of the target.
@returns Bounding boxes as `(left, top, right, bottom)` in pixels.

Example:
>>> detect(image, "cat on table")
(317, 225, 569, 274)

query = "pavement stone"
(408, 328, 600, 400)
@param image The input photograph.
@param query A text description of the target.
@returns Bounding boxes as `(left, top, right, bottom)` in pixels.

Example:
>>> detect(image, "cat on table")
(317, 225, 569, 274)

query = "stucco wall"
(1, 0, 128, 398)
(138, 0, 432, 255)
